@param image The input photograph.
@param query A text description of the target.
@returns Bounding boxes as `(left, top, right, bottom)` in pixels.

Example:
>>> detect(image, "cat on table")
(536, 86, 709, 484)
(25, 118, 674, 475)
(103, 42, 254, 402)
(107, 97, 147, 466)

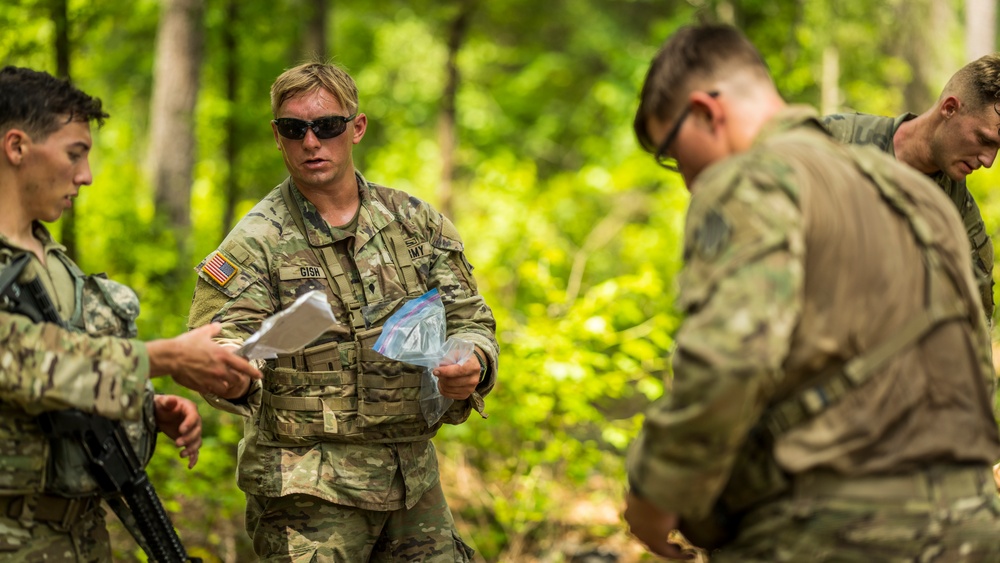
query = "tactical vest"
(0, 247, 154, 497)
(256, 182, 470, 447)
(677, 134, 984, 550)
(722, 141, 977, 516)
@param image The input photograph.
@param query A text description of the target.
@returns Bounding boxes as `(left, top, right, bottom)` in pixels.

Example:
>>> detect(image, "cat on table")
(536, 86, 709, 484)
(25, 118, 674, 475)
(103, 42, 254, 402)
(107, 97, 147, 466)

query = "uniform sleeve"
(0, 310, 151, 420)
(428, 214, 499, 396)
(954, 184, 995, 323)
(627, 168, 804, 520)
(188, 245, 274, 417)
(820, 113, 849, 143)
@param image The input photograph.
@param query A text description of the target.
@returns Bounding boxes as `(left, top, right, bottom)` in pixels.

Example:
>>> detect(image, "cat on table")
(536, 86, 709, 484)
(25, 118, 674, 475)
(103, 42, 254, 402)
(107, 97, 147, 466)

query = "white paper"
(237, 290, 337, 360)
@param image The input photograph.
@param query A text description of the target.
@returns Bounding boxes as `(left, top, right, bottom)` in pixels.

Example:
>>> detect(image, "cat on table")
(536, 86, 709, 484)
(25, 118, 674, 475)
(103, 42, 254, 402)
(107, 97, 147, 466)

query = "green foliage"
(2, 1, 994, 561)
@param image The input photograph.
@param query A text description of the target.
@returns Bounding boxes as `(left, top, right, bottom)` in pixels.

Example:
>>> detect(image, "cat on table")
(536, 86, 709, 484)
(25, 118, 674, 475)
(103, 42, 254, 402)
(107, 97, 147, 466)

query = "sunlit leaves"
(3, 0, 988, 559)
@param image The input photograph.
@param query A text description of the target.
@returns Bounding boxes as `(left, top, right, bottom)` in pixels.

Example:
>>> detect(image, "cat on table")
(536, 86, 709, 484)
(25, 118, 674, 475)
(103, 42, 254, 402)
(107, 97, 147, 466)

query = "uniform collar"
(289, 170, 395, 252)
(754, 105, 829, 145)
(0, 222, 66, 255)
(878, 112, 919, 159)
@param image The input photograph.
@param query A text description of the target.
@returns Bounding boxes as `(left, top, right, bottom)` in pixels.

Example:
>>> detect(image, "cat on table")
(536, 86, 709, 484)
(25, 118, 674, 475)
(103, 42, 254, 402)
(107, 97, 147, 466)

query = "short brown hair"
(270, 61, 359, 117)
(940, 53, 1000, 112)
(633, 24, 769, 152)
(0, 66, 108, 140)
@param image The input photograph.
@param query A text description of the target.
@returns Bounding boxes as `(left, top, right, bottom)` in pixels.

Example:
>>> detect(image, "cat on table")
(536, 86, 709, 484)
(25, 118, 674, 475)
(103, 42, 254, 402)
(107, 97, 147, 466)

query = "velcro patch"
(202, 251, 239, 286)
(404, 237, 429, 260)
(692, 210, 730, 260)
(279, 265, 327, 280)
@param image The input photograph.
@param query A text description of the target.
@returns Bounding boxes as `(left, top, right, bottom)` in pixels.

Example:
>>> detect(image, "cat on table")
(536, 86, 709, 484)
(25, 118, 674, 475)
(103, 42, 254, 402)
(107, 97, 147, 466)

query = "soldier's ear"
(2, 129, 28, 166)
(351, 113, 367, 145)
(940, 96, 961, 119)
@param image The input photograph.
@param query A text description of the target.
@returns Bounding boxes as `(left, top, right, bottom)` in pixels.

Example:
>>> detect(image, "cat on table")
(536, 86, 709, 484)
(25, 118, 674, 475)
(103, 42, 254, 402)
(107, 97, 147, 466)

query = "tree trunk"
(51, 0, 77, 261)
(220, 0, 240, 240)
(893, 0, 954, 111)
(966, 0, 997, 60)
(438, 0, 474, 220)
(147, 0, 204, 240)
(820, 45, 839, 116)
(301, 0, 328, 60)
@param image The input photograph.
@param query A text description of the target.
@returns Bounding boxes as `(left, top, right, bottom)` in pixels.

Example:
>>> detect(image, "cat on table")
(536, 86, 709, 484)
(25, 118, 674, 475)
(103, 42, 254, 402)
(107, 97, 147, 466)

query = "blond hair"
(270, 62, 359, 117)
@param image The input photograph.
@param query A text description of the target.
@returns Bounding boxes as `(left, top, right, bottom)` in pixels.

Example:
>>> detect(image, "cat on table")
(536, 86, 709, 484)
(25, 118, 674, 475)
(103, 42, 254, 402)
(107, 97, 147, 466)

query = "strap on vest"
(261, 390, 357, 412)
(357, 400, 423, 416)
(265, 367, 357, 386)
(760, 142, 973, 441)
(269, 340, 346, 372)
(763, 298, 967, 438)
(52, 252, 86, 327)
(384, 219, 422, 295)
(280, 179, 368, 331)
(319, 245, 366, 330)
(360, 373, 423, 389)
(280, 176, 424, 332)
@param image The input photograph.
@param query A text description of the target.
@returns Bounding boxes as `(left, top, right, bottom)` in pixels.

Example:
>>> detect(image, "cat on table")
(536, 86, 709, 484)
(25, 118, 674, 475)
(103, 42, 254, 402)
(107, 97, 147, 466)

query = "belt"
(792, 464, 992, 503)
(0, 494, 97, 530)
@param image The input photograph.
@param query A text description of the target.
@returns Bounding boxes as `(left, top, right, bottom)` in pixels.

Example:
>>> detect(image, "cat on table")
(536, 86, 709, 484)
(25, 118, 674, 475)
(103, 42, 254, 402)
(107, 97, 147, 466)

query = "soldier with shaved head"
(824, 54, 1000, 324)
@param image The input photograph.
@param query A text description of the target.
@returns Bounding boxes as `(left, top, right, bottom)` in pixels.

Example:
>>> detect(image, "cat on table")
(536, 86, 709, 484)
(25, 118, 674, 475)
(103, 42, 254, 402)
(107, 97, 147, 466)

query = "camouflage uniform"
(188, 171, 497, 562)
(823, 112, 995, 322)
(0, 223, 156, 562)
(628, 107, 1000, 561)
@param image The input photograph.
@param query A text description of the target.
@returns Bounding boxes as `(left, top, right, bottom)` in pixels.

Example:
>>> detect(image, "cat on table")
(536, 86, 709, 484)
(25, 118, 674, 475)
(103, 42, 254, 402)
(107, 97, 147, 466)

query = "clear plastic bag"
(372, 289, 473, 426)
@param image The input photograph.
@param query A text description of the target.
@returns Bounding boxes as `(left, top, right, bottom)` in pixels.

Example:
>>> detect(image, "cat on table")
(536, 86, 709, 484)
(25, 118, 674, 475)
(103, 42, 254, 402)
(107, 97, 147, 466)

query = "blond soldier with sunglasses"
(187, 62, 498, 562)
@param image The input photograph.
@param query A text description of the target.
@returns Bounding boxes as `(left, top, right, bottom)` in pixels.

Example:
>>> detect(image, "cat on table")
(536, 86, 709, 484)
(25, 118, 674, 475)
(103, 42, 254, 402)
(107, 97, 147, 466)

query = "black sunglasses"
(273, 114, 357, 140)
(654, 91, 719, 172)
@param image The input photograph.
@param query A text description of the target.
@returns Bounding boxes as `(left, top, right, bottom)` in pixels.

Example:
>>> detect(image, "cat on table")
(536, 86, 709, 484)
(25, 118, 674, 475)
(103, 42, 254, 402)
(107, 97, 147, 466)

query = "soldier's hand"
(147, 323, 263, 396)
(434, 352, 481, 400)
(153, 394, 202, 469)
(624, 491, 692, 560)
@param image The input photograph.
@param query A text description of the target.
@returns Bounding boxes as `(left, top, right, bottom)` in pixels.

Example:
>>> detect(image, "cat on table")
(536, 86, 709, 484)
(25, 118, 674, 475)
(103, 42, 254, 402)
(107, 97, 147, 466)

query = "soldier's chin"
(951, 162, 974, 181)
(954, 162, 975, 181)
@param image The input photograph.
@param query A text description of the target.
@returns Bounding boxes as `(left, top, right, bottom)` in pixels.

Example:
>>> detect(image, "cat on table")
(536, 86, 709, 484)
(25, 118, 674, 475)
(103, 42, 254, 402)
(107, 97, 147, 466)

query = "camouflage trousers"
(0, 495, 111, 562)
(711, 465, 1000, 562)
(246, 479, 475, 562)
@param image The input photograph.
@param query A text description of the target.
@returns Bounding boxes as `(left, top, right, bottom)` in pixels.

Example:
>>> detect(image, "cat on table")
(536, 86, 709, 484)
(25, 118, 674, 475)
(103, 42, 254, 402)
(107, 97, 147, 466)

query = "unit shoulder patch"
(692, 209, 731, 261)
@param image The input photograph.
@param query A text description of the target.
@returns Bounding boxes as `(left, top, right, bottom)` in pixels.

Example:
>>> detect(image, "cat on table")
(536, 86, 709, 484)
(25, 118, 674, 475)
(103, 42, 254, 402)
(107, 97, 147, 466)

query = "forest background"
(3, 0, 1000, 561)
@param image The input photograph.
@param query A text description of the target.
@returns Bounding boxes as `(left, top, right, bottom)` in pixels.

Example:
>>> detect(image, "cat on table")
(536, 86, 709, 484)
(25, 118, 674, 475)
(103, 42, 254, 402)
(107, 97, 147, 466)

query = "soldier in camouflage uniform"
(624, 25, 1000, 562)
(187, 62, 498, 562)
(0, 66, 261, 562)
(823, 54, 1000, 324)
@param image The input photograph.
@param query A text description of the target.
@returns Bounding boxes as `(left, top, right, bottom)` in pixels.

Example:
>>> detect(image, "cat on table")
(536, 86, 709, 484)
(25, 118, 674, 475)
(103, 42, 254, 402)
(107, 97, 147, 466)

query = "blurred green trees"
(2, 0, 994, 561)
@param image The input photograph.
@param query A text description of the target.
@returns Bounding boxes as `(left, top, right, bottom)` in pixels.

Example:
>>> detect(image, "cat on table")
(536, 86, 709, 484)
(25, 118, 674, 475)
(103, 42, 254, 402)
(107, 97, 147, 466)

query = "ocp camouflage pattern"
(0, 223, 156, 561)
(245, 481, 474, 561)
(0, 225, 152, 494)
(188, 171, 498, 512)
(629, 107, 1000, 558)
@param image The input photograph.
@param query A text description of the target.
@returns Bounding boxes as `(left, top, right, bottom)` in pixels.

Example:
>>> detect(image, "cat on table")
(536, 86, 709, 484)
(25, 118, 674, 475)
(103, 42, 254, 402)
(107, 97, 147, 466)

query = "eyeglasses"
(653, 91, 719, 172)
(273, 114, 357, 140)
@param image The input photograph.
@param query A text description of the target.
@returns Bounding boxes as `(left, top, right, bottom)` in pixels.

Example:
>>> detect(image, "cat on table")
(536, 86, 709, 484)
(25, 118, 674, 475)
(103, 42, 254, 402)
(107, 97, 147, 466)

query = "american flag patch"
(202, 252, 238, 286)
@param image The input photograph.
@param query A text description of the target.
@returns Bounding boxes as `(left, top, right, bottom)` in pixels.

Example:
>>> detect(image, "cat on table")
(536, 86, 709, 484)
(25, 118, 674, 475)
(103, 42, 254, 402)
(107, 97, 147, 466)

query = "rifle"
(0, 252, 201, 563)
